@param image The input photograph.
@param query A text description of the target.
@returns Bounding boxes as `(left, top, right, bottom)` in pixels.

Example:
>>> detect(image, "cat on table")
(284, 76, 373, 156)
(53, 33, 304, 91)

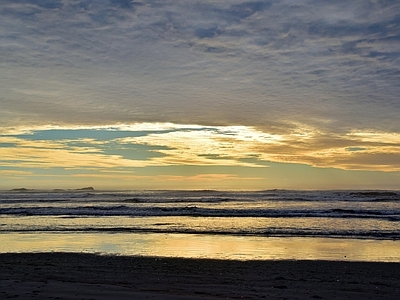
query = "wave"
(1, 206, 399, 221)
(1, 190, 399, 241)
(2, 226, 399, 240)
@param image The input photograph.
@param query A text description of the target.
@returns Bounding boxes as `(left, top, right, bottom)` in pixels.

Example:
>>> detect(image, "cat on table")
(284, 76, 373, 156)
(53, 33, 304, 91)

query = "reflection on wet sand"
(1, 233, 400, 262)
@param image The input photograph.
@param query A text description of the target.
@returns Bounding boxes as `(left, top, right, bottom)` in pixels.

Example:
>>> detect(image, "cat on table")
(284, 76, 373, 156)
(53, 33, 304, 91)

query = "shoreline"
(1, 253, 399, 299)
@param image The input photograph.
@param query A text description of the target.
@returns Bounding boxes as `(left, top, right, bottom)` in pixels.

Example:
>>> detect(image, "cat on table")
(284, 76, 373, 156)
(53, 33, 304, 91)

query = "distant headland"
(75, 187, 95, 191)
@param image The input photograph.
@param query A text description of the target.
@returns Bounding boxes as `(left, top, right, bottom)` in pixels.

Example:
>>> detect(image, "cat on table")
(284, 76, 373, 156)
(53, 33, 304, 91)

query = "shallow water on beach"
(1, 232, 400, 262)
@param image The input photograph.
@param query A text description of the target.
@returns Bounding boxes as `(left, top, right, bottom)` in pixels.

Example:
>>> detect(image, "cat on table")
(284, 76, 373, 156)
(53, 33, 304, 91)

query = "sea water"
(1, 190, 399, 261)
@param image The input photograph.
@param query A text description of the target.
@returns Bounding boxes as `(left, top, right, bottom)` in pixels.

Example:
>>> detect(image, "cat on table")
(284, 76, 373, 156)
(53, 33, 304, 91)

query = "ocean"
(1, 189, 400, 261)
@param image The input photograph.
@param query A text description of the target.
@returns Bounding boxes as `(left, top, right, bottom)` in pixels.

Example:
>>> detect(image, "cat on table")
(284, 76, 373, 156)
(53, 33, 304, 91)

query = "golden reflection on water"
(1, 233, 400, 262)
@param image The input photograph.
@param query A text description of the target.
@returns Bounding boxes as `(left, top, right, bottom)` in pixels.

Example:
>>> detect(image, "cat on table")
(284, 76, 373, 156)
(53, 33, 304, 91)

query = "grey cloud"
(1, 6, 40, 19)
(195, 27, 221, 39)
(35, 0, 63, 9)
(0, 0, 400, 134)
(6, 0, 64, 9)
(366, 50, 399, 61)
(221, 1, 272, 21)
(308, 23, 365, 38)
(109, 0, 141, 9)
(78, 0, 142, 10)
(306, 12, 400, 38)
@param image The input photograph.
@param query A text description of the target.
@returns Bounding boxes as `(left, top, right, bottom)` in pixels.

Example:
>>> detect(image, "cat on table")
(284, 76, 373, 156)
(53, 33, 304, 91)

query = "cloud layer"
(1, 0, 399, 131)
(1, 1, 400, 188)
(1, 124, 399, 172)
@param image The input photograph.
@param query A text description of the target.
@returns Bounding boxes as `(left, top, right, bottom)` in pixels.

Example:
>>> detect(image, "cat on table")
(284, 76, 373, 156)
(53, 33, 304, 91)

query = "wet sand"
(1, 253, 399, 299)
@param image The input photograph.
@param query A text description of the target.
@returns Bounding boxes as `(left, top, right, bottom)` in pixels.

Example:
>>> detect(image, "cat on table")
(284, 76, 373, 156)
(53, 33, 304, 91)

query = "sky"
(1, 0, 399, 190)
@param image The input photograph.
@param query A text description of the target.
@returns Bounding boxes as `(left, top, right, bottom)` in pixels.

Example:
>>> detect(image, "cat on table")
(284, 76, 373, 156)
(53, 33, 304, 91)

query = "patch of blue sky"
(346, 147, 367, 152)
(11, 127, 215, 142)
(0, 160, 29, 164)
(59, 139, 170, 161)
(12, 129, 167, 141)
(0, 143, 16, 148)
(0, 166, 28, 171)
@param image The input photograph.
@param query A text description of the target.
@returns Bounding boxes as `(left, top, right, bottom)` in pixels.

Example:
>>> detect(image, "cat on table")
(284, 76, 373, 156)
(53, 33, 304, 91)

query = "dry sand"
(1, 253, 399, 299)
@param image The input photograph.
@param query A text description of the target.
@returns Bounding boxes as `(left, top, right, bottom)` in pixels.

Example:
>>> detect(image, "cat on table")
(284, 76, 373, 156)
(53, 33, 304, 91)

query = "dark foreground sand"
(1, 253, 399, 299)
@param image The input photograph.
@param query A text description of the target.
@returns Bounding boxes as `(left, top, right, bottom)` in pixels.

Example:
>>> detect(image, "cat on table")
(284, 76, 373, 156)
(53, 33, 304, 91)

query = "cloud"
(108, 0, 141, 9)
(0, 1, 399, 179)
(0, 170, 33, 177)
(1, 124, 399, 172)
(2, 0, 63, 10)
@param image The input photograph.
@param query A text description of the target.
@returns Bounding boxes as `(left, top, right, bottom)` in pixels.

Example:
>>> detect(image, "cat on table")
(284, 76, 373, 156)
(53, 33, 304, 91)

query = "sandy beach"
(1, 253, 399, 299)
